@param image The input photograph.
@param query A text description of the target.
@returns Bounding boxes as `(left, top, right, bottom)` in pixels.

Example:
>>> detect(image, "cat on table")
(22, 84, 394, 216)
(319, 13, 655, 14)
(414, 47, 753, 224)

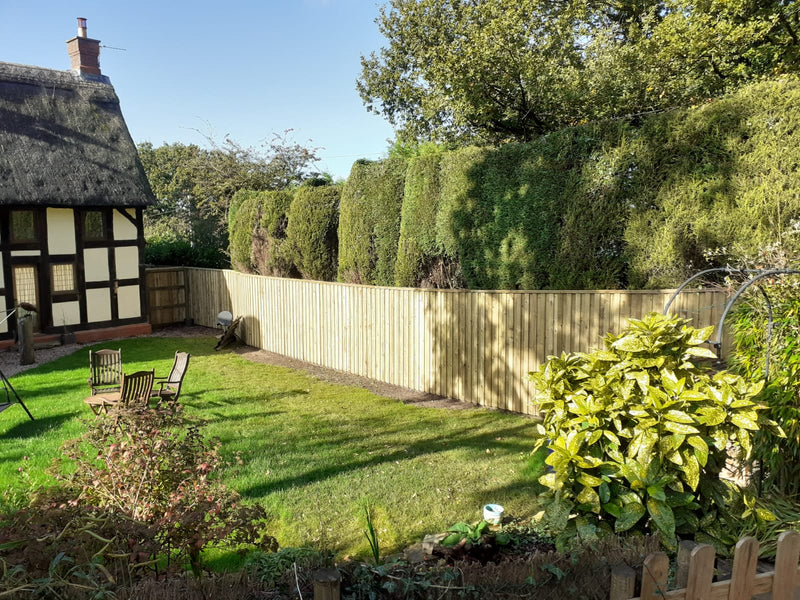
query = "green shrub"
(338, 158, 407, 285)
(529, 312, 778, 551)
(228, 189, 262, 272)
(731, 277, 800, 495)
(345, 76, 800, 291)
(285, 183, 341, 281)
(395, 154, 444, 287)
(254, 189, 297, 277)
(145, 235, 227, 268)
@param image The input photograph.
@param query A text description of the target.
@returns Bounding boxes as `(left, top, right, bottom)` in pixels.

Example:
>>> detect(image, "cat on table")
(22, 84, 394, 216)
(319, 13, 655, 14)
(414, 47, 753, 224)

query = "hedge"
(338, 159, 407, 285)
(285, 183, 341, 281)
(229, 76, 800, 290)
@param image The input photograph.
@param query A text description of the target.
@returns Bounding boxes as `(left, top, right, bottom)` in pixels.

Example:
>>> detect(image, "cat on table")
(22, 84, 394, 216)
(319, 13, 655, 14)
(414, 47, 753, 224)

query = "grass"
(0, 336, 544, 559)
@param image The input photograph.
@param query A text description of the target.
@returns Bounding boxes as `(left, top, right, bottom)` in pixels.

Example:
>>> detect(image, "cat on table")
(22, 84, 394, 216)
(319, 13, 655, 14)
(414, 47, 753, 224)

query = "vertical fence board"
(173, 269, 730, 415)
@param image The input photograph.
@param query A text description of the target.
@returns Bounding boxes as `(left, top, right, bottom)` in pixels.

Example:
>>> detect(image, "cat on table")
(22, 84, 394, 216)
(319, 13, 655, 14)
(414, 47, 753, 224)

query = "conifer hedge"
(285, 182, 340, 281)
(338, 159, 407, 285)
(231, 76, 800, 290)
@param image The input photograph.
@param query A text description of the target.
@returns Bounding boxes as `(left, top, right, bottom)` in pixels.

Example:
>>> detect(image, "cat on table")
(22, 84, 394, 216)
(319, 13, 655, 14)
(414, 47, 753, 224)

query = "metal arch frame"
(664, 267, 800, 379)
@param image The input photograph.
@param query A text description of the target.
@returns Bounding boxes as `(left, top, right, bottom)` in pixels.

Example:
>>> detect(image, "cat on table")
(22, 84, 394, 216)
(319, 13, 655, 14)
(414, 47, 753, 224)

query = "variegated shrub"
(530, 313, 781, 550)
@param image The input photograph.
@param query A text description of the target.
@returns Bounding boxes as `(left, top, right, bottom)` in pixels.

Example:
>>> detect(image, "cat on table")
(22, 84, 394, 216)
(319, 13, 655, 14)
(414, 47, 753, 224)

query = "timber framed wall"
(180, 268, 730, 416)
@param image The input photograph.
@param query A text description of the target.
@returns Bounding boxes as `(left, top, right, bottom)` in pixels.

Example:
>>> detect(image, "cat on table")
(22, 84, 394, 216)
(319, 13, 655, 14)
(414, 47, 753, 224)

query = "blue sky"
(1, 1, 396, 180)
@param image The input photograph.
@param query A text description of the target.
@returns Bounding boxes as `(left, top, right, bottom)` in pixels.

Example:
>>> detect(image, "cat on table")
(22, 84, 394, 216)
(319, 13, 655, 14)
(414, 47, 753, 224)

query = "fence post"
(313, 568, 340, 600)
(686, 544, 715, 599)
(640, 552, 669, 599)
(772, 530, 800, 600)
(609, 565, 636, 600)
(675, 539, 696, 589)
(729, 536, 759, 600)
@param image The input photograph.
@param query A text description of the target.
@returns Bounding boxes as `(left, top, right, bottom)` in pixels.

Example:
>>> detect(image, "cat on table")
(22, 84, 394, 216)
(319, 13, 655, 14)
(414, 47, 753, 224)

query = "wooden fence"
(146, 267, 188, 327)
(155, 268, 731, 416)
(611, 531, 800, 600)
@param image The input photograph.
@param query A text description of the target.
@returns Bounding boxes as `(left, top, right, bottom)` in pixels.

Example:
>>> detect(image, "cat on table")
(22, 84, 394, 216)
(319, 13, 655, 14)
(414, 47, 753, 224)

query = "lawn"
(0, 336, 544, 559)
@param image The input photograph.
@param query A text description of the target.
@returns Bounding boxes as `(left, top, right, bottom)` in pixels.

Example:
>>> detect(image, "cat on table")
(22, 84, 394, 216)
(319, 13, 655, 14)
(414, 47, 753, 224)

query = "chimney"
(66, 17, 101, 76)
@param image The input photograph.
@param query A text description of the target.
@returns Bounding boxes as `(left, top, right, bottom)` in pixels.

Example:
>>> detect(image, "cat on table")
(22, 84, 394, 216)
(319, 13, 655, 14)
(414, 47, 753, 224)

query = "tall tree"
(359, 0, 799, 144)
(138, 132, 320, 268)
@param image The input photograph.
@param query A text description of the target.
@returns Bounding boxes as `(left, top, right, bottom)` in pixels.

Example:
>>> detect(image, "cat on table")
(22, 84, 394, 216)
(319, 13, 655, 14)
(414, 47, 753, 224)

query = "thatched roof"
(0, 62, 154, 207)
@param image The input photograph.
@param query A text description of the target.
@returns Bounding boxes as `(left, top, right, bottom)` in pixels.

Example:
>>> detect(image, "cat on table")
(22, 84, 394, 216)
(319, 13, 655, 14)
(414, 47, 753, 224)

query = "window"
(11, 211, 35, 242)
(52, 263, 76, 293)
(85, 211, 105, 240)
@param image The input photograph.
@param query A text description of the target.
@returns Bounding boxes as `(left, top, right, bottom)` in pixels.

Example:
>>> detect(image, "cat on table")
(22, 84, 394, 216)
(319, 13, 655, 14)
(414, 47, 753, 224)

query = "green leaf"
(603, 502, 621, 518)
(615, 501, 646, 533)
(682, 452, 700, 490)
(696, 406, 726, 426)
(664, 410, 695, 424)
(612, 336, 647, 353)
(730, 413, 759, 430)
(578, 473, 604, 487)
(663, 421, 700, 435)
(684, 347, 717, 358)
(599, 482, 611, 504)
(647, 485, 667, 501)
(686, 436, 709, 467)
(647, 498, 676, 540)
(577, 485, 601, 513)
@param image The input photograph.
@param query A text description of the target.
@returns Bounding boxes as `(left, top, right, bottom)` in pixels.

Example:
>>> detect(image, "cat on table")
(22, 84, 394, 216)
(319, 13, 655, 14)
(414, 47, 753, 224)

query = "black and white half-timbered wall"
(0, 19, 154, 344)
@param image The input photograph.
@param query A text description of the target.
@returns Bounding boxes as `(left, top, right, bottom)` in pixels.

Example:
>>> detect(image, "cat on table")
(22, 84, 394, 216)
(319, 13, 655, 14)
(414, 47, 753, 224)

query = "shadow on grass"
(239, 419, 534, 499)
(0, 412, 79, 439)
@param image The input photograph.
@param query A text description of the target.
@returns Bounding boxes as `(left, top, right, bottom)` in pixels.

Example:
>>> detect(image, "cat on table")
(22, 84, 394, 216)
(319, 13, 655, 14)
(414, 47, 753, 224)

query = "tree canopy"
(138, 132, 319, 267)
(358, 0, 799, 144)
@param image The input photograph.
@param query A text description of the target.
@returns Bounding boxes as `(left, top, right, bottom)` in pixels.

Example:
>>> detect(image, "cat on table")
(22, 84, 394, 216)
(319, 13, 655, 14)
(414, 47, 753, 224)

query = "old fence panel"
(145, 267, 188, 327)
(179, 268, 730, 416)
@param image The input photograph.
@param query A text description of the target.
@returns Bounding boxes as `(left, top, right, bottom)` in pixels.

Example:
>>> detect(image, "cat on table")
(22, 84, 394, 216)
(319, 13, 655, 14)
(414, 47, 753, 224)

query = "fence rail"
(152, 268, 731, 415)
(611, 531, 800, 600)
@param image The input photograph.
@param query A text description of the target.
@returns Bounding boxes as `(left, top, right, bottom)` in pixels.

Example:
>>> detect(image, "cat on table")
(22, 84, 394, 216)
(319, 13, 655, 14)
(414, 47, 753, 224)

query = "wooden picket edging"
(150, 267, 731, 415)
(611, 531, 800, 600)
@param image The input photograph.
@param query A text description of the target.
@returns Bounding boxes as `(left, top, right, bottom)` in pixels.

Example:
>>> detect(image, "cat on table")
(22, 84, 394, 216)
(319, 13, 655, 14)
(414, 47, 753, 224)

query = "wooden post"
(313, 568, 340, 600)
(639, 552, 669, 599)
(685, 543, 715, 599)
(675, 539, 696, 589)
(772, 530, 800, 600)
(609, 565, 636, 600)
(728, 536, 759, 600)
(19, 316, 34, 365)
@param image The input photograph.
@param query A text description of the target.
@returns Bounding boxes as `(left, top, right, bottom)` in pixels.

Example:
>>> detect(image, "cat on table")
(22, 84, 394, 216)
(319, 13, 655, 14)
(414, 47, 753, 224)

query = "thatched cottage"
(0, 19, 154, 347)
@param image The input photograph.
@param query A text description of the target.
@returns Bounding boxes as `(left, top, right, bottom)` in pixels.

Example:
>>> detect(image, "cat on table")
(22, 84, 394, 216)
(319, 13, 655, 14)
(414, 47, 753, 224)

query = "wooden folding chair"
(151, 352, 190, 403)
(88, 349, 122, 395)
(84, 370, 154, 416)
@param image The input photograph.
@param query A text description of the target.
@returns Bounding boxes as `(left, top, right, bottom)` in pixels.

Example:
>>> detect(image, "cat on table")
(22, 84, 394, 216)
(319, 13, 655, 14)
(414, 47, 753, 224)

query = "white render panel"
(0, 297, 6, 333)
(47, 208, 76, 254)
(52, 301, 81, 326)
(10, 250, 40, 257)
(0, 255, 3, 288)
(84, 248, 110, 282)
(115, 246, 140, 280)
(113, 209, 138, 241)
(117, 285, 141, 319)
(86, 288, 112, 323)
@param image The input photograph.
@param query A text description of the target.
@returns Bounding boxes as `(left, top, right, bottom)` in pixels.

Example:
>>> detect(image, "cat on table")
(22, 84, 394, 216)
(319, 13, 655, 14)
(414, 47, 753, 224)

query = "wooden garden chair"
(151, 351, 190, 403)
(88, 349, 122, 395)
(84, 370, 155, 416)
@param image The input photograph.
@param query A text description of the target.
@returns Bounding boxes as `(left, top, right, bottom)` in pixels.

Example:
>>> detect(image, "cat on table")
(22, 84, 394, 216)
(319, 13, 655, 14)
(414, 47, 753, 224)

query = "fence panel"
(179, 268, 730, 415)
(145, 267, 187, 327)
(614, 531, 800, 600)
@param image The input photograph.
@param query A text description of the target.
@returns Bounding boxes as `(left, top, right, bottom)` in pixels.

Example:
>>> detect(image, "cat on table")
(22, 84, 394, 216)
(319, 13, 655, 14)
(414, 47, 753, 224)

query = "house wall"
(0, 205, 148, 339)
